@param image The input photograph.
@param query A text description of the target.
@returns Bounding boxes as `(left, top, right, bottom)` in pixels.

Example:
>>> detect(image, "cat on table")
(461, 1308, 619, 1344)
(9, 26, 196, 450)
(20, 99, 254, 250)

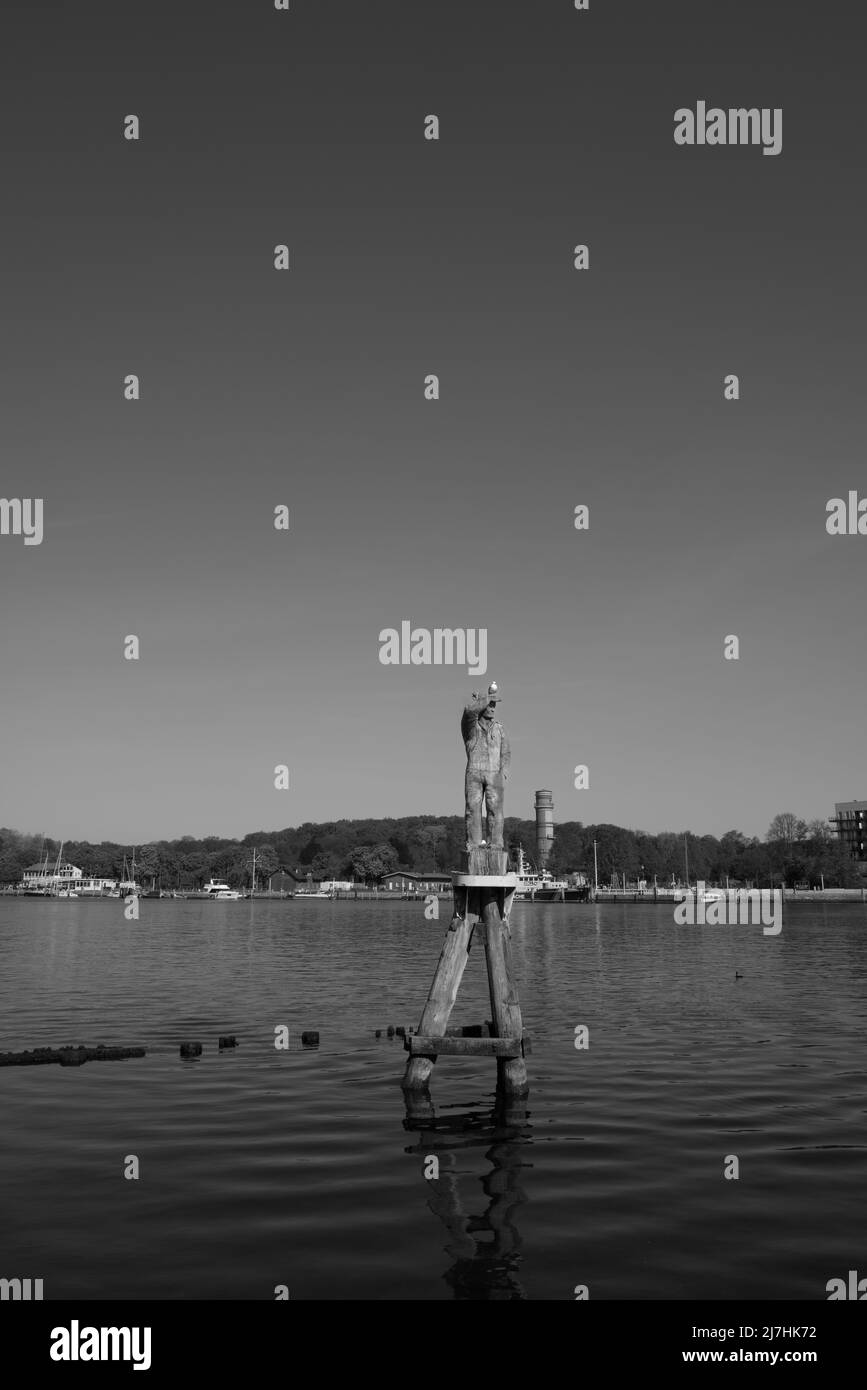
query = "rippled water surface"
(2, 898, 866, 1300)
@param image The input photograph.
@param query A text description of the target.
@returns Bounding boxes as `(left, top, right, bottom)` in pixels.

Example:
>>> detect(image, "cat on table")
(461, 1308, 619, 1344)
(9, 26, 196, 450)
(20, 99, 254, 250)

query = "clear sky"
(1, 0, 864, 844)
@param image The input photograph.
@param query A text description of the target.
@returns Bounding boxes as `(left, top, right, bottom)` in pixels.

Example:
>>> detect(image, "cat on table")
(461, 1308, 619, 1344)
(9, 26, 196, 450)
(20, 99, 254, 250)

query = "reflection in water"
(404, 1088, 532, 1300)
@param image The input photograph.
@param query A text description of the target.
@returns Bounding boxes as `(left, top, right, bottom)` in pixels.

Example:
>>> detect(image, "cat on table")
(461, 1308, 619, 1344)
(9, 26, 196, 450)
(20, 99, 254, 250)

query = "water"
(1, 897, 866, 1300)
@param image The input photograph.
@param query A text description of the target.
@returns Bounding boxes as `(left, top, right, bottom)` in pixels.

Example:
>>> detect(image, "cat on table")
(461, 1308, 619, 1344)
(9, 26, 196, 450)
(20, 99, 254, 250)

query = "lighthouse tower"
(534, 789, 554, 870)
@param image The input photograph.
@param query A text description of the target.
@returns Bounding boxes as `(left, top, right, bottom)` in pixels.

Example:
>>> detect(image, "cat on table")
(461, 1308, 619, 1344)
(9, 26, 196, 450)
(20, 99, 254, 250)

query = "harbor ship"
(511, 845, 589, 902)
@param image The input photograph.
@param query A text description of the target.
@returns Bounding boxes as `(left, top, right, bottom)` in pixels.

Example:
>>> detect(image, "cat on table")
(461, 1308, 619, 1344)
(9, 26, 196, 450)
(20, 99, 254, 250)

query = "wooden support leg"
(402, 911, 475, 1090)
(481, 891, 529, 1095)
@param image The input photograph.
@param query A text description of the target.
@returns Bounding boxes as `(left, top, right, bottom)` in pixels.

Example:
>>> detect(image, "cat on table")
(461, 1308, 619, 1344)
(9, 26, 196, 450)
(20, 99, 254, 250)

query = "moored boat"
(200, 879, 241, 900)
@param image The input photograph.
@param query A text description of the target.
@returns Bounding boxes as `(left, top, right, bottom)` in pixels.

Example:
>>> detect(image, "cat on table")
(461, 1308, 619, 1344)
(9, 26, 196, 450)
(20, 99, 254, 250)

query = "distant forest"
(0, 811, 861, 889)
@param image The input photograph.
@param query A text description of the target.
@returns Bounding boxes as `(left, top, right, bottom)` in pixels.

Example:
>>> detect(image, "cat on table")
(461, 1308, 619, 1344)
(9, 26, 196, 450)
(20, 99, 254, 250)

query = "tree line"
(0, 810, 860, 889)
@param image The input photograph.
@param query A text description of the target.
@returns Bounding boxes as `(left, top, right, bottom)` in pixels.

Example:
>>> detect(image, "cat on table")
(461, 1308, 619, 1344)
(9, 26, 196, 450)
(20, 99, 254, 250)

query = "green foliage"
(348, 842, 399, 885)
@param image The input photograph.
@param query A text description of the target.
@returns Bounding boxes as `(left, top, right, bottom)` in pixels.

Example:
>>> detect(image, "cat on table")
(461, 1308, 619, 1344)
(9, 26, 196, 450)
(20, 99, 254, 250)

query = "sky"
(1, 0, 864, 845)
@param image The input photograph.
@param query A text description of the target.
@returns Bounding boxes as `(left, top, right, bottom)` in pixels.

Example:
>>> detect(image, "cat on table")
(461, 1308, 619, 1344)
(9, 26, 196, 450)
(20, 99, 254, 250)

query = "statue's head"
(482, 683, 501, 720)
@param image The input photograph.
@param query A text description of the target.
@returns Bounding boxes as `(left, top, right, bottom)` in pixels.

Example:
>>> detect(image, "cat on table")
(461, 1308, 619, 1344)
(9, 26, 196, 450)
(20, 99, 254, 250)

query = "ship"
(510, 845, 589, 901)
(201, 879, 241, 900)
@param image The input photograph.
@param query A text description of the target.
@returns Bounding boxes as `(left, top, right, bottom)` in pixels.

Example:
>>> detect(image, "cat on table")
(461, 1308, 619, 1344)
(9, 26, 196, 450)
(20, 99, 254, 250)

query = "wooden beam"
(407, 1035, 523, 1058)
(401, 912, 475, 1090)
(452, 874, 516, 887)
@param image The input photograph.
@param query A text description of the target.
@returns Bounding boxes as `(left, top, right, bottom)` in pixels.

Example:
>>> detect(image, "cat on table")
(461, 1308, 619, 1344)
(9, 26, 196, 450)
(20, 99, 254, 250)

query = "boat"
(512, 845, 543, 898)
(532, 878, 573, 901)
(201, 879, 241, 900)
(511, 845, 574, 900)
(678, 839, 723, 901)
(22, 841, 53, 894)
(295, 889, 332, 899)
(674, 886, 725, 903)
(118, 850, 140, 899)
(47, 841, 81, 897)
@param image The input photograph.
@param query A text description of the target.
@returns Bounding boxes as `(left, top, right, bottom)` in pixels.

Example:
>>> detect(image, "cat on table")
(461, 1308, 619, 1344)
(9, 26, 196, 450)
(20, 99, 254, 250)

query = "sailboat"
(51, 840, 79, 897)
(23, 839, 53, 895)
(680, 836, 722, 902)
(118, 849, 140, 899)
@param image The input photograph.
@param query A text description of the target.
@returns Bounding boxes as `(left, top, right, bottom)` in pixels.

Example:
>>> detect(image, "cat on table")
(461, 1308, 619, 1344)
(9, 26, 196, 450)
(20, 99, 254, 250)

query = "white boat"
(675, 886, 724, 903)
(202, 879, 241, 900)
(512, 846, 544, 898)
(295, 889, 332, 899)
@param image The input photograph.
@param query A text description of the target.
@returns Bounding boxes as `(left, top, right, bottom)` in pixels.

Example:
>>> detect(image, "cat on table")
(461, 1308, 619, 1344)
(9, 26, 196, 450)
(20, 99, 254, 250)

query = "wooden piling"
(402, 854, 528, 1097)
(402, 911, 475, 1089)
(481, 892, 528, 1094)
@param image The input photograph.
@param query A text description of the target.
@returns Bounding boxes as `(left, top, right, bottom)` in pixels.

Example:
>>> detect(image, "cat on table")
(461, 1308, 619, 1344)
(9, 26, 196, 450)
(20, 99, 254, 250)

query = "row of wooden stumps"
(402, 848, 530, 1098)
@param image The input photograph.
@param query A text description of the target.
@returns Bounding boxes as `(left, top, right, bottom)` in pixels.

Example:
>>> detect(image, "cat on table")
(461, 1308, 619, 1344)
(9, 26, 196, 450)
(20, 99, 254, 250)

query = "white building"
(22, 861, 83, 890)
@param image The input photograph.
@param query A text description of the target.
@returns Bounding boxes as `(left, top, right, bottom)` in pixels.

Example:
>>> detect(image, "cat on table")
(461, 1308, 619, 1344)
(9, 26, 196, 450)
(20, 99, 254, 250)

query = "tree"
(309, 850, 340, 880)
(766, 812, 807, 847)
(0, 850, 23, 884)
(349, 843, 399, 885)
(182, 851, 211, 889)
(547, 823, 587, 875)
(804, 818, 833, 844)
(249, 844, 279, 884)
(136, 844, 161, 883)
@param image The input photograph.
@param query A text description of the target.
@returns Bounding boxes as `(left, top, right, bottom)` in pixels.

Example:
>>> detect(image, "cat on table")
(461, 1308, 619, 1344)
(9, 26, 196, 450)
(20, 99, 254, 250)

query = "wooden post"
(480, 891, 528, 1094)
(402, 852, 528, 1097)
(402, 911, 475, 1090)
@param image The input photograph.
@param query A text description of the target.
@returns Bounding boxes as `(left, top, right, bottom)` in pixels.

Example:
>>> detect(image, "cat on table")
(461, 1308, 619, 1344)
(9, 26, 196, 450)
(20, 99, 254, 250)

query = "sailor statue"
(461, 682, 510, 852)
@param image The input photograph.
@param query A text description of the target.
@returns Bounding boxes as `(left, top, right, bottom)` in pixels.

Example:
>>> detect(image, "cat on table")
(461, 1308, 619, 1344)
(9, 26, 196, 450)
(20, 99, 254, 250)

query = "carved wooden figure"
(402, 686, 529, 1097)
